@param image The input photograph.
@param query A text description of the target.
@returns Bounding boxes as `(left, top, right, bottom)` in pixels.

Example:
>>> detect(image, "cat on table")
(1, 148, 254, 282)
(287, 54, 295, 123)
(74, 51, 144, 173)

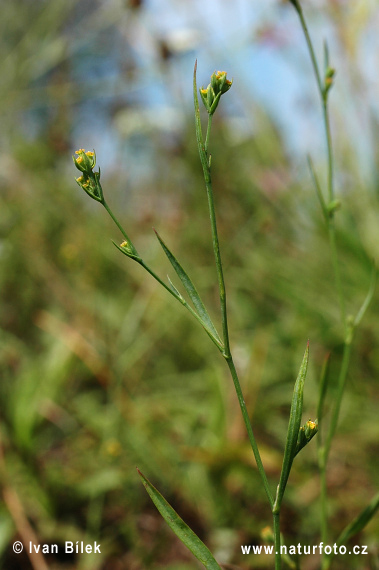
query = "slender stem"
(273, 512, 281, 570)
(205, 175, 231, 358)
(205, 114, 212, 154)
(296, 4, 323, 96)
(296, 6, 335, 204)
(103, 200, 133, 244)
(295, 3, 346, 330)
(294, 0, 351, 450)
(323, 337, 352, 462)
(194, 71, 231, 357)
(226, 357, 274, 509)
(102, 199, 223, 352)
(317, 336, 351, 563)
(321, 554, 332, 570)
(201, 116, 231, 357)
(317, 354, 330, 549)
(323, 102, 334, 202)
(319, 454, 328, 545)
(293, 4, 352, 558)
(194, 63, 274, 544)
(327, 220, 347, 333)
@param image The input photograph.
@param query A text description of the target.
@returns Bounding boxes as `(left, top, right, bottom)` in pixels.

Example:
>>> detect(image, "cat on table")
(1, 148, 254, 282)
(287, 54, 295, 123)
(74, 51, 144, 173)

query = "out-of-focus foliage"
(1, 1, 379, 569)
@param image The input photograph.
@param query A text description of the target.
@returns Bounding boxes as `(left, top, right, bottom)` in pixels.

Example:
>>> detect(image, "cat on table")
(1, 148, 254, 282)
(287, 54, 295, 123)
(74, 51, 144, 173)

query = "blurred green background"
(1, 1, 379, 569)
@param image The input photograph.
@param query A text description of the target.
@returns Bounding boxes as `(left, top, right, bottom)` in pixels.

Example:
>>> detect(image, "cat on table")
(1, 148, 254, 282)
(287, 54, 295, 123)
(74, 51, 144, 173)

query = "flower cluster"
(73, 149, 104, 203)
(199, 70, 232, 115)
(295, 419, 318, 457)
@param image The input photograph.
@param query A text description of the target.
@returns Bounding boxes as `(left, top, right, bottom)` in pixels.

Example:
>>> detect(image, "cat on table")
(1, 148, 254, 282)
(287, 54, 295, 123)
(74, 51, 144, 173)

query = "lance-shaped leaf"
(354, 265, 376, 328)
(335, 492, 379, 548)
(274, 342, 309, 512)
(154, 229, 222, 344)
(137, 469, 222, 570)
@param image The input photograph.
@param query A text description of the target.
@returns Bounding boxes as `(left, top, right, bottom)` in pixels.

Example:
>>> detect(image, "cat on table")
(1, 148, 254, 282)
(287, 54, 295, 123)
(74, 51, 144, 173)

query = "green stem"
(321, 554, 332, 570)
(295, 5, 346, 329)
(293, 3, 352, 557)
(198, 113, 230, 357)
(318, 336, 352, 562)
(294, 0, 351, 453)
(193, 61, 273, 529)
(327, 220, 347, 333)
(205, 174, 231, 358)
(226, 357, 274, 509)
(194, 68, 231, 357)
(323, 102, 334, 202)
(102, 200, 223, 352)
(323, 337, 352, 462)
(296, 3, 323, 96)
(205, 114, 212, 154)
(103, 200, 133, 244)
(319, 453, 328, 545)
(273, 512, 281, 570)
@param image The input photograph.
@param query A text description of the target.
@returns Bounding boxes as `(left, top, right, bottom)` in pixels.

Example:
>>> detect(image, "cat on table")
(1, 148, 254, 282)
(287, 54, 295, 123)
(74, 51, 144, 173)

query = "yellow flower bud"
(199, 70, 233, 115)
(73, 149, 96, 173)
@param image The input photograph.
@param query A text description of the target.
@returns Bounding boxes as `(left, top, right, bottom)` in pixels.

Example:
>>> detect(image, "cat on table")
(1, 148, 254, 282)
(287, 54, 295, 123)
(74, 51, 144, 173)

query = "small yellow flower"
(73, 148, 104, 203)
(200, 69, 233, 115)
(73, 148, 96, 173)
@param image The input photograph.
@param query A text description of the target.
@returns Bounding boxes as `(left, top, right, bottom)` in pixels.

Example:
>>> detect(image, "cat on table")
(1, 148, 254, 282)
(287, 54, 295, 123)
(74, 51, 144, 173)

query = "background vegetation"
(1, 1, 378, 568)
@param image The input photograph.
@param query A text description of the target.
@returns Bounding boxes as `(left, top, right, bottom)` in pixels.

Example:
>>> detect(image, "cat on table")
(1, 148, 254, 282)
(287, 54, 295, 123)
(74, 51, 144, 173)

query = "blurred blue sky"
(18, 0, 379, 182)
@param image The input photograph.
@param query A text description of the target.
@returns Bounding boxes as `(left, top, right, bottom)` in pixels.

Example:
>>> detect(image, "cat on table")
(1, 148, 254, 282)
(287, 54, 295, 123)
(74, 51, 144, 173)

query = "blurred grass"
(1, 1, 379, 569)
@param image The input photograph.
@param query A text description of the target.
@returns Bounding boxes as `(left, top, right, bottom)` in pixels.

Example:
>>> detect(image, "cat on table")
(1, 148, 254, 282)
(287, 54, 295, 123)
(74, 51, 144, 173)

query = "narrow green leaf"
(354, 265, 376, 328)
(317, 352, 330, 434)
(154, 229, 222, 344)
(335, 491, 379, 549)
(167, 275, 183, 300)
(137, 469, 222, 570)
(274, 342, 309, 512)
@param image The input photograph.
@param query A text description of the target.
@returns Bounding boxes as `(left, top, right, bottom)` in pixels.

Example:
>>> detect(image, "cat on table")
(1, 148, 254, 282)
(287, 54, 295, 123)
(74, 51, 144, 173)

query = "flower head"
(73, 149, 96, 173)
(199, 70, 233, 115)
(294, 419, 318, 457)
(73, 148, 103, 203)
